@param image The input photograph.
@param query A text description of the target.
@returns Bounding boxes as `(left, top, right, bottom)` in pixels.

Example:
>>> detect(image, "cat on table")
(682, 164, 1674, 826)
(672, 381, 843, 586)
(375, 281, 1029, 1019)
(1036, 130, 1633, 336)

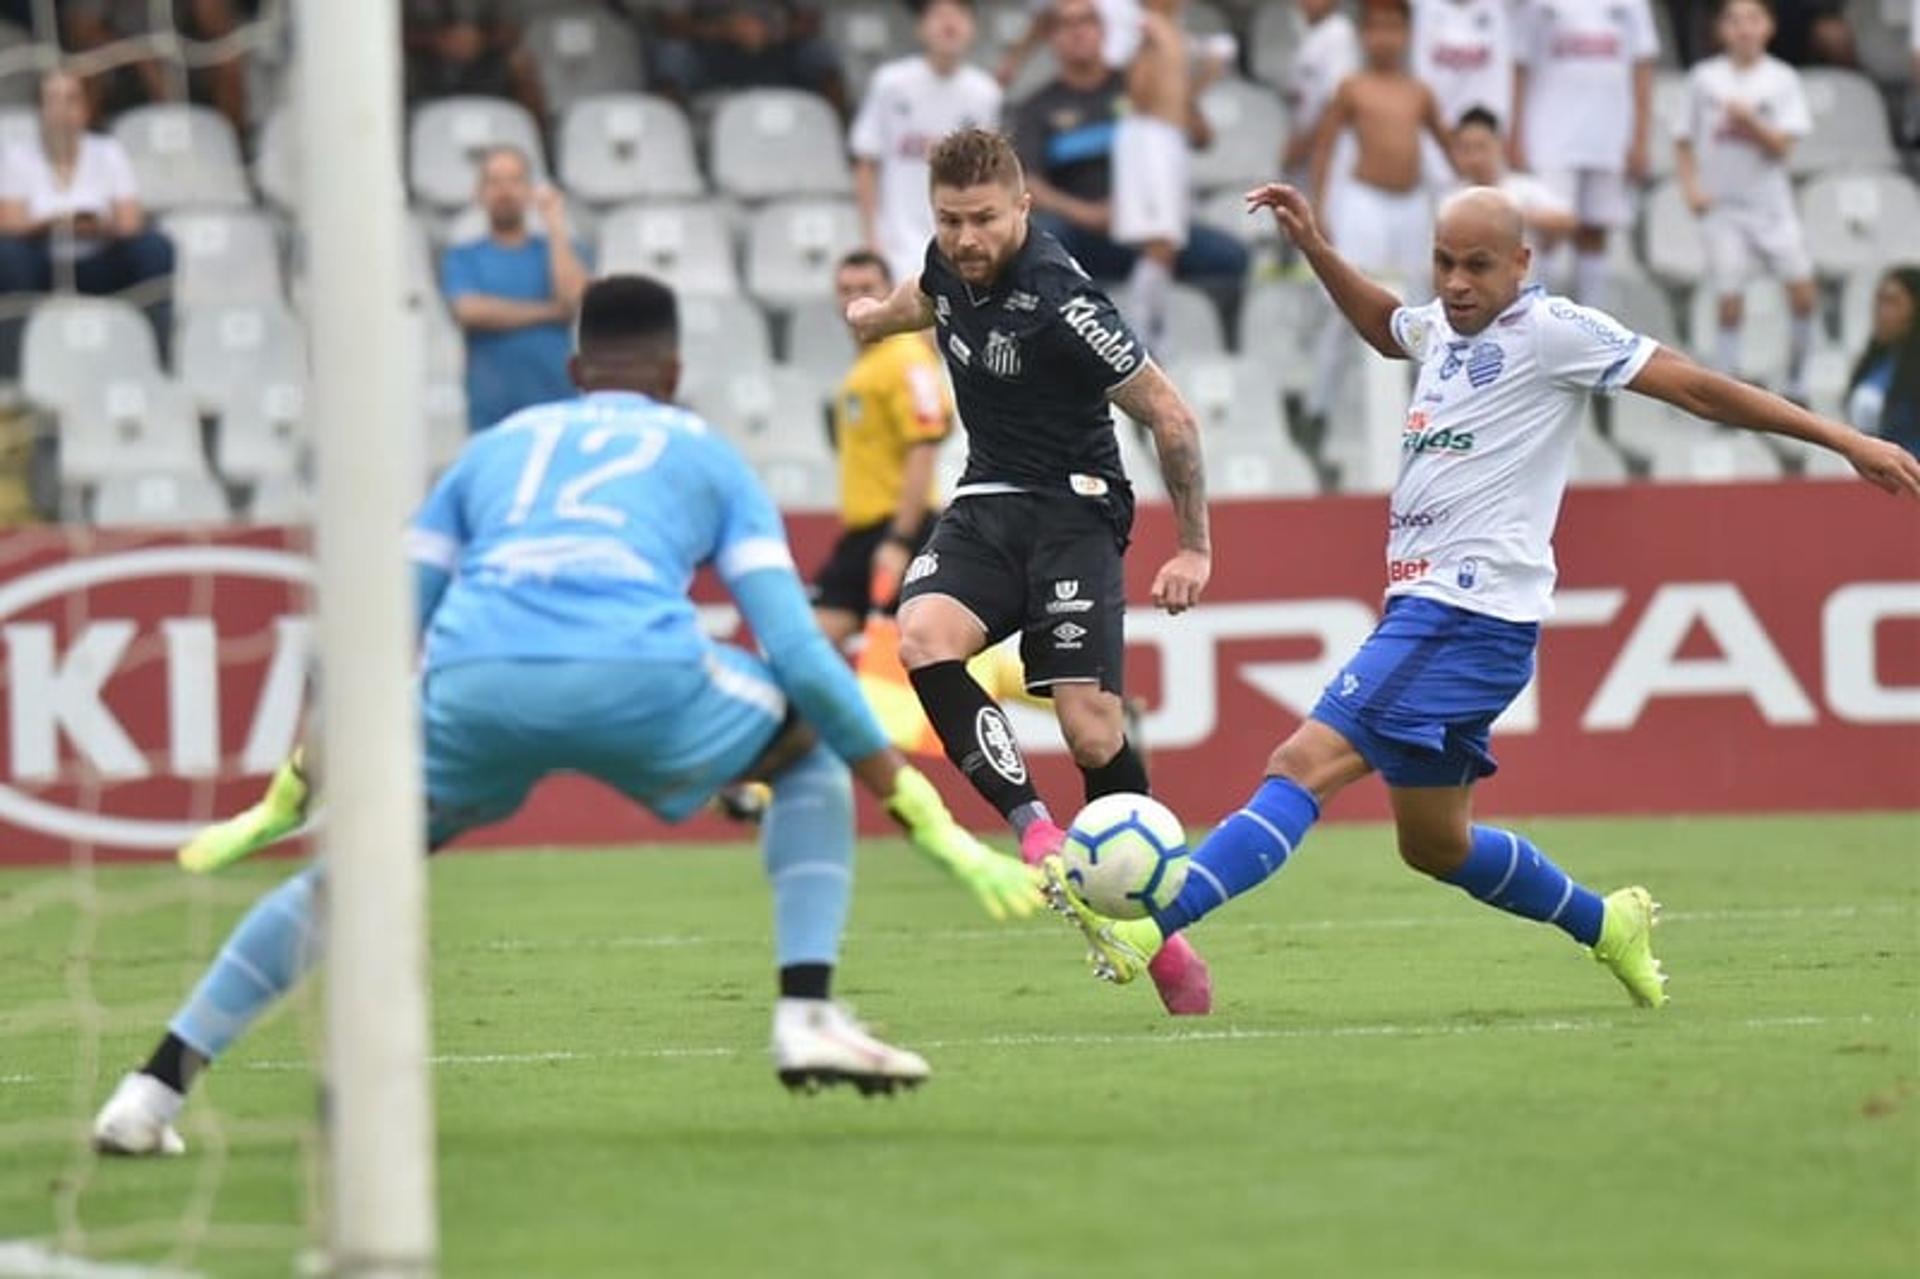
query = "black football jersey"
(918, 229, 1144, 511)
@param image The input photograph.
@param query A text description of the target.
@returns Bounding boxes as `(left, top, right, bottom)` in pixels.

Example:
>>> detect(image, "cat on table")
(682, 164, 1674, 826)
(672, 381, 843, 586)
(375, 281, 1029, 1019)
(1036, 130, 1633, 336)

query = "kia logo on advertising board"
(0, 539, 310, 853)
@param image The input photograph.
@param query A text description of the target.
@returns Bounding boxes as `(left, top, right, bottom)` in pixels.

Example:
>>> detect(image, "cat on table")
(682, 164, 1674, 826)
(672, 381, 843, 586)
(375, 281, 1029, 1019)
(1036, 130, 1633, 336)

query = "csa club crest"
(983, 329, 1022, 379)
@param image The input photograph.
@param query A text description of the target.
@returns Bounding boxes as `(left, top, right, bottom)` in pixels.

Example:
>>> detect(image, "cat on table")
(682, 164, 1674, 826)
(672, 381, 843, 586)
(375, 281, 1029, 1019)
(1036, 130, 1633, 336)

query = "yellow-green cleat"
(1040, 854, 1164, 985)
(177, 749, 311, 874)
(1592, 885, 1669, 1007)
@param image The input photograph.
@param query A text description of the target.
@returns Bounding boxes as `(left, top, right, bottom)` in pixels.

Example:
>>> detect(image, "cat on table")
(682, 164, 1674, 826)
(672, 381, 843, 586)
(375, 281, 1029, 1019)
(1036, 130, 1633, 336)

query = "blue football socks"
(169, 865, 321, 1060)
(762, 742, 856, 969)
(1152, 777, 1321, 935)
(1443, 825, 1605, 946)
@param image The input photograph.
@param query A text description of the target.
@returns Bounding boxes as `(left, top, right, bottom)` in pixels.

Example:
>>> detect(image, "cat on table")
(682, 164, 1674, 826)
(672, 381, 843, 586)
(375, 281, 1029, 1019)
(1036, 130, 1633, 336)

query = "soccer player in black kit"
(846, 128, 1215, 1015)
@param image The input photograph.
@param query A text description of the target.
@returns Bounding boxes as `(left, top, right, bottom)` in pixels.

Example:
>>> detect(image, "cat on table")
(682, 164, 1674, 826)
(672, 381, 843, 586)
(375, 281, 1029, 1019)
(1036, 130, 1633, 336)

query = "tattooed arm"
(1110, 361, 1211, 614)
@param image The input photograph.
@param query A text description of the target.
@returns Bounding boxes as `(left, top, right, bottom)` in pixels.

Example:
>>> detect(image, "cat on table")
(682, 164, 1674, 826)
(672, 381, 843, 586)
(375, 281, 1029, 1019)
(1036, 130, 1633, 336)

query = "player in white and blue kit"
(1047, 185, 1920, 1006)
(93, 277, 1041, 1155)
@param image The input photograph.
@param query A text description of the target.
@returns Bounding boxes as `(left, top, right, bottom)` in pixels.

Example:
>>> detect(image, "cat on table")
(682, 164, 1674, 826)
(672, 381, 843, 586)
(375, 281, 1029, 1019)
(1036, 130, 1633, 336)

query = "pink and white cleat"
(1017, 818, 1067, 868)
(1147, 934, 1213, 1016)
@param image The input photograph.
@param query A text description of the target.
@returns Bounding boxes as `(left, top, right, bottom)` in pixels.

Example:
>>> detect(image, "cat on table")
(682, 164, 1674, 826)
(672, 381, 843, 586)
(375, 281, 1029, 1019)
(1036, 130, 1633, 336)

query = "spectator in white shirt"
(0, 71, 173, 353)
(851, 0, 1002, 284)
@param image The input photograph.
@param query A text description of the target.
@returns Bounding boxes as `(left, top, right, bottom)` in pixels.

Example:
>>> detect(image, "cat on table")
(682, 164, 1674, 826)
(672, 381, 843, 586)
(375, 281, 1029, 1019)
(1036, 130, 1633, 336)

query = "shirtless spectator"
(1114, 0, 1227, 353)
(1305, 0, 1450, 435)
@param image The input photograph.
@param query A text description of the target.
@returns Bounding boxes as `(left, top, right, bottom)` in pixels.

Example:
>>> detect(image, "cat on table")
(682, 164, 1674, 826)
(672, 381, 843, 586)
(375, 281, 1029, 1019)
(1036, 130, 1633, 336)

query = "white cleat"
(771, 998, 930, 1097)
(91, 1072, 186, 1156)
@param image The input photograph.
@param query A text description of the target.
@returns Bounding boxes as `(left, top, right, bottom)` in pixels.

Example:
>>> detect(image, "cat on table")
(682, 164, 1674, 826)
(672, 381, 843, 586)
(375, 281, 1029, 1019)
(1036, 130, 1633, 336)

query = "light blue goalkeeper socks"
(1152, 777, 1320, 934)
(1443, 825, 1605, 946)
(169, 866, 321, 1059)
(762, 743, 855, 968)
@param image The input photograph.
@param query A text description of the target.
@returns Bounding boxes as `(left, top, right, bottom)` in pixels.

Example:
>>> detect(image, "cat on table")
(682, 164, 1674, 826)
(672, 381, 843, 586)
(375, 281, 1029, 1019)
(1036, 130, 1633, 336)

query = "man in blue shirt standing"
(440, 145, 590, 432)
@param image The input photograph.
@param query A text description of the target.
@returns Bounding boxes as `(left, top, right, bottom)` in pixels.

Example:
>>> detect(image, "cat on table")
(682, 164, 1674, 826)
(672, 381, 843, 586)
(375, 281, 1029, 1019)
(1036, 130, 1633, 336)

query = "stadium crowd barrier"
(0, 480, 1914, 864)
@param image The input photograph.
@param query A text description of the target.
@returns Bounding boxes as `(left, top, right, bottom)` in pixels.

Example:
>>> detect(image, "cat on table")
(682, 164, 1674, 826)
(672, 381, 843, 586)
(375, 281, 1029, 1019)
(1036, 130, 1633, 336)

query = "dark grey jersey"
(918, 229, 1144, 527)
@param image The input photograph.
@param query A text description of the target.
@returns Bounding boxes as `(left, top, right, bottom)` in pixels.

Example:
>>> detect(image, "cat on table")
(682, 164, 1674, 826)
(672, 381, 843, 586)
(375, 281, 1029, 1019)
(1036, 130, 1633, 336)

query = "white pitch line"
(2, 1013, 1901, 1089)
(467, 902, 1912, 954)
(0, 1242, 198, 1279)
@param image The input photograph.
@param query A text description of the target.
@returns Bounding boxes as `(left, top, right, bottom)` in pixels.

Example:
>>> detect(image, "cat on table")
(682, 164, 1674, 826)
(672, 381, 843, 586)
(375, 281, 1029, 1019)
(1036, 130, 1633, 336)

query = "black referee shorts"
(809, 514, 939, 617)
(896, 493, 1128, 696)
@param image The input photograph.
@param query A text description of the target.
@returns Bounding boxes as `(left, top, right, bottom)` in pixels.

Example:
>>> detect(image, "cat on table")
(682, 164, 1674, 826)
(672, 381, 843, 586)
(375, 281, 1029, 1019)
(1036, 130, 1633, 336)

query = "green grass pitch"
(1, 812, 1915, 1278)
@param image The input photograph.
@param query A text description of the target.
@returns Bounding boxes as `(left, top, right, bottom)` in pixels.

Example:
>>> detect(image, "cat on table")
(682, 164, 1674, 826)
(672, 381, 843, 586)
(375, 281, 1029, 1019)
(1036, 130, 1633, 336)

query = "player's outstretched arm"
(1628, 346, 1920, 499)
(1246, 183, 1405, 359)
(846, 274, 937, 344)
(1110, 362, 1211, 614)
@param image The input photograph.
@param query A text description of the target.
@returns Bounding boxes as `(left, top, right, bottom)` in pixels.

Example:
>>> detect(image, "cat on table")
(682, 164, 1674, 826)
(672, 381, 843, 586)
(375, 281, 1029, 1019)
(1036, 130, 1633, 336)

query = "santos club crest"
(983, 329, 1022, 379)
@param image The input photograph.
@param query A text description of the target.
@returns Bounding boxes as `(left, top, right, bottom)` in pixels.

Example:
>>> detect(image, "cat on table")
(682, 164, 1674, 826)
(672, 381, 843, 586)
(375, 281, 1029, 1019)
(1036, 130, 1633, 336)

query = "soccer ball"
(1061, 792, 1189, 920)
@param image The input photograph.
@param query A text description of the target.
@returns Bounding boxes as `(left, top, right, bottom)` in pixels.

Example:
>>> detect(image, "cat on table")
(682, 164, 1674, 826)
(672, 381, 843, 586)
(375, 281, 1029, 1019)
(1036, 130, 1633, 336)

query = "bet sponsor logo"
(1058, 296, 1140, 377)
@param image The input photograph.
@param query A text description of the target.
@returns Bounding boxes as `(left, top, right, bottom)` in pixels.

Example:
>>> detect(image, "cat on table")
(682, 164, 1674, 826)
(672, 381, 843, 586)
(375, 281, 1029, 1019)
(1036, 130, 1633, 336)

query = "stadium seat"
(253, 102, 298, 210)
(596, 201, 740, 296)
(216, 377, 307, 483)
(177, 302, 306, 417)
(690, 366, 833, 457)
(782, 296, 858, 385)
(1249, 2, 1302, 93)
(558, 95, 703, 206)
(1196, 186, 1280, 249)
(1840, 267, 1882, 353)
(408, 96, 546, 209)
(248, 473, 314, 523)
(1203, 434, 1319, 498)
(1687, 281, 1791, 384)
(711, 89, 853, 201)
(523, 9, 644, 118)
(23, 296, 161, 410)
(1110, 409, 1166, 501)
(1794, 69, 1899, 176)
(826, 2, 917, 98)
(1610, 271, 1682, 350)
(1609, 396, 1783, 481)
(111, 105, 250, 210)
(752, 450, 841, 514)
(1191, 78, 1287, 192)
(1162, 284, 1226, 357)
(1798, 171, 1920, 279)
(1167, 353, 1286, 438)
(1640, 179, 1706, 287)
(677, 294, 774, 401)
(1235, 278, 1317, 383)
(438, 199, 597, 249)
(424, 381, 470, 471)
(56, 376, 207, 485)
(745, 199, 863, 308)
(161, 209, 285, 310)
(1567, 426, 1630, 487)
(92, 471, 231, 526)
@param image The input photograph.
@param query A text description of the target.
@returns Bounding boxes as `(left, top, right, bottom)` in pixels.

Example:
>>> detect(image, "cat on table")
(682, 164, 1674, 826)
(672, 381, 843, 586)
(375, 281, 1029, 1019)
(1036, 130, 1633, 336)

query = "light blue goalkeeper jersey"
(408, 389, 792, 672)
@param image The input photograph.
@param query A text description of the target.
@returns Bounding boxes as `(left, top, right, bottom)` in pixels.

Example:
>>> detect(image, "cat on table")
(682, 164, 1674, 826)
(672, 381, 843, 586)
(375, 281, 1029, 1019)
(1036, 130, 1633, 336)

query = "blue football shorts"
(1309, 595, 1539, 789)
(421, 646, 788, 846)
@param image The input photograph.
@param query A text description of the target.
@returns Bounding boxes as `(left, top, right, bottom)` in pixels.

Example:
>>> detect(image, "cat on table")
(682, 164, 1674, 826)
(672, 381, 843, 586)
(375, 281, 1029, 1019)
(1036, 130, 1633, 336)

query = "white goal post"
(296, 0, 439, 1274)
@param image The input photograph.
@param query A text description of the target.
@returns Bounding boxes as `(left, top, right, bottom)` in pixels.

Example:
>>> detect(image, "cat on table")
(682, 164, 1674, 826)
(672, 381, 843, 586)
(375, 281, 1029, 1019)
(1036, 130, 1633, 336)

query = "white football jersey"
(1287, 11, 1361, 143)
(1673, 54, 1809, 214)
(1517, 0, 1660, 170)
(1412, 0, 1515, 128)
(1384, 286, 1657, 622)
(849, 56, 1002, 283)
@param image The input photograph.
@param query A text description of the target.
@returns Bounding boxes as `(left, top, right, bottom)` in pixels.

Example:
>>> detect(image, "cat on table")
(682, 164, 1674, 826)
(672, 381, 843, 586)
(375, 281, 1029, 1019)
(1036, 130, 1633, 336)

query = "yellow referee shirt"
(834, 333, 952, 529)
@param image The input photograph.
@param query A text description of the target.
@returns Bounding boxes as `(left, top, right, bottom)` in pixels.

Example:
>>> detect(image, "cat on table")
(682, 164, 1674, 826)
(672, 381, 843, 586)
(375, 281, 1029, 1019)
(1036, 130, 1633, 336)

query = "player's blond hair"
(928, 128, 1025, 193)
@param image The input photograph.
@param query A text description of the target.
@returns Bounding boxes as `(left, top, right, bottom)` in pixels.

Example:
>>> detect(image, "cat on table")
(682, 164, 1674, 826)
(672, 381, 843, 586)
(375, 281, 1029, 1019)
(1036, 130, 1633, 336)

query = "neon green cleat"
(1040, 855, 1164, 985)
(177, 749, 311, 874)
(1592, 885, 1669, 1008)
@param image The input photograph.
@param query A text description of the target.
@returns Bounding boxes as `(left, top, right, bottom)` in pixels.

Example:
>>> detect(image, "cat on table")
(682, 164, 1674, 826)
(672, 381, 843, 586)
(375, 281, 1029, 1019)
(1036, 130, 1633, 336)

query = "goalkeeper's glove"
(885, 765, 1043, 921)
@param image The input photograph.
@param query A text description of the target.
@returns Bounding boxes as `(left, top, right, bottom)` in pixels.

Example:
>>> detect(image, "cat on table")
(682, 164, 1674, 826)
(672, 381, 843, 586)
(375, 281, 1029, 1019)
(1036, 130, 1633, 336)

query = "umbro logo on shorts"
(1052, 621, 1087, 650)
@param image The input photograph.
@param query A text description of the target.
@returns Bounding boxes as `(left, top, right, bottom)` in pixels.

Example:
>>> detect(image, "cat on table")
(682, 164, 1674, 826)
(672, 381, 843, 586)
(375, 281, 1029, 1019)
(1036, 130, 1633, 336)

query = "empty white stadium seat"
(408, 97, 546, 209)
(677, 294, 774, 401)
(1799, 171, 1920, 279)
(753, 451, 841, 514)
(1192, 78, 1287, 192)
(1167, 353, 1286, 437)
(1687, 281, 1792, 383)
(23, 297, 161, 410)
(559, 95, 703, 205)
(111, 105, 250, 210)
(1161, 284, 1226, 357)
(93, 471, 230, 526)
(745, 199, 863, 308)
(1203, 435, 1318, 497)
(1794, 69, 1899, 176)
(1249, 3, 1302, 92)
(524, 9, 644, 118)
(1196, 186, 1280, 249)
(216, 377, 307, 482)
(1568, 427, 1630, 487)
(689, 367, 832, 456)
(162, 209, 284, 309)
(783, 297, 859, 385)
(1236, 278, 1318, 385)
(1610, 396, 1783, 481)
(253, 102, 298, 210)
(596, 201, 740, 296)
(711, 90, 852, 201)
(827, 2, 917, 97)
(1610, 271, 1682, 349)
(177, 302, 306, 416)
(1641, 179, 1706, 286)
(248, 473, 314, 523)
(57, 377, 206, 485)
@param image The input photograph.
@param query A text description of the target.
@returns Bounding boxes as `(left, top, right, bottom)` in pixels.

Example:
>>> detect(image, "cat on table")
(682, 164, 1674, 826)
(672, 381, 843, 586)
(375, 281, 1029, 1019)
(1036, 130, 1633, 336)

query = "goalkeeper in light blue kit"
(92, 275, 1041, 1156)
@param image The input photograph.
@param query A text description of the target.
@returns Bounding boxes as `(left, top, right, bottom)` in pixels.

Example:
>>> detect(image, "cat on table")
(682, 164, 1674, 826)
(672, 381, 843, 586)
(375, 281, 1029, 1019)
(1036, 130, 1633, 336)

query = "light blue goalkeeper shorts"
(421, 647, 789, 847)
